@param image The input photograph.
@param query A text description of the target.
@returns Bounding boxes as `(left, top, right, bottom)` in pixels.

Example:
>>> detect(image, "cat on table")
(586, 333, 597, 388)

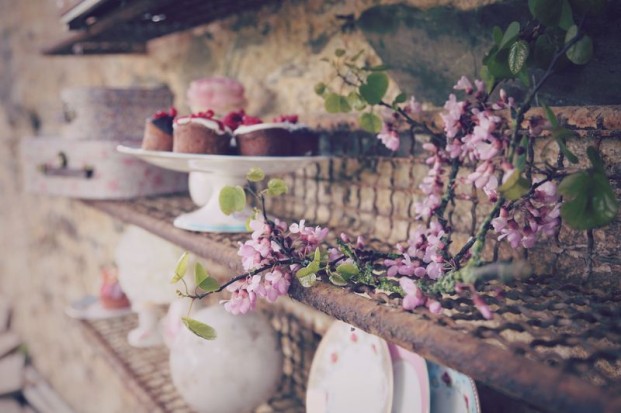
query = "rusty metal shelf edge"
(82, 198, 621, 413)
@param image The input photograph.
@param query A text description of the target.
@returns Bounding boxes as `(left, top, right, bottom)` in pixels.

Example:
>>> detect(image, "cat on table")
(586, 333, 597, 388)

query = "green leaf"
(515, 136, 529, 171)
(559, 0, 574, 30)
(509, 40, 530, 74)
(492, 26, 503, 45)
(198, 277, 220, 293)
(565, 25, 593, 65)
(334, 48, 346, 57)
(297, 248, 321, 279)
(486, 49, 514, 79)
(346, 91, 367, 111)
(336, 262, 360, 281)
(219, 185, 246, 215)
(329, 273, 348, 286)
(324, 93, 351, 113)
(542, 103, 559, 128)
(393, 92, 407, 105)
(499, 22, 520, 50)
(298, 273, 317, 288)
(359, 72, 389, 105)
(480, 65, 495, 94)
(529, 0, 563, 26)
(182, 317, 217, 340)
(534, 31, 560, 69)
(194, 262, 208, 286)
(359, 113, 383, 133)
(171, 252, 190, 283)
(266, 178, 288, 196)
(314, 82, 326, 96)
(246, 167, 265, 182)
(587, 146, 605, 172)
(552, 127, 579, 163)
(499, 170, 531, 200)
(516, 69, 531, 87)
(559, 170, 618, 230)
(313, 247, 321, 264)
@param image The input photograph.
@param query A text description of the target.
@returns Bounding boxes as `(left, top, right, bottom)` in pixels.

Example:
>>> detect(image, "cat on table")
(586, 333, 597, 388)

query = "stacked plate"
(306, 321, 480, 413)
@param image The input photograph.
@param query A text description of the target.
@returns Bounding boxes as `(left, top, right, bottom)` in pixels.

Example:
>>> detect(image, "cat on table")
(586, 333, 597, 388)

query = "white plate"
(306, 321, 393, 413)
(65, 295, 132, 320)
(389, 345, 430, 413)
(427, 361, 480, 413)
(117, 145, 328, 174)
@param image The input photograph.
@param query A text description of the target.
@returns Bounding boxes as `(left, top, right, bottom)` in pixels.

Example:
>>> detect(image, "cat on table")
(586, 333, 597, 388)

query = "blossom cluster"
(223, 217, 328, 314)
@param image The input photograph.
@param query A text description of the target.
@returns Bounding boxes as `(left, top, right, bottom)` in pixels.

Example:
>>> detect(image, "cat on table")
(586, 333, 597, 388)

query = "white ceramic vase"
(169, 305, 282, 413)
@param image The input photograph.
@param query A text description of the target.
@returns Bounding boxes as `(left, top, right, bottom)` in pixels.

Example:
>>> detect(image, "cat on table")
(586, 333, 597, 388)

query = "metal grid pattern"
(80, 307, 321, 413)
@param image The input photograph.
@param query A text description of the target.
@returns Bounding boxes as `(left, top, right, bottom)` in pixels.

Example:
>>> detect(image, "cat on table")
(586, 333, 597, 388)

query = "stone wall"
(0, 0, 618, 411)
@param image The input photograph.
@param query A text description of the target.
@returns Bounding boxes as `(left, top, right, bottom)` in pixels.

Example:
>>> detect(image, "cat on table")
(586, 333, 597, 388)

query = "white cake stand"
(117, 145, 327, 232)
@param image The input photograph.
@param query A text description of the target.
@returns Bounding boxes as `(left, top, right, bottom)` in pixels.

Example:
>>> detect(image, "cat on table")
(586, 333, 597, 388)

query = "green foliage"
(559, 148, 618, 230)
(499, 170, 531, 200)
(558, 0, 575, 30)
(498, 21, 520, 50)
(266, 178, 288, 196)
(509, 40, 529, 75)
(392, 92, 407, 105)
(347, 92, 367, 111)
(314, 82, 326, 96)
(565, 25, 593, 65)
(194, 262, 220, 292)
(543, 103, 579, 164)
(336, 262, 360, 281)
(359, 113, 383, 133)
(182, 317, 217, 340)
(324, 93, 351, 113)
(529, 0, 563, 26)
(171, 252, 190, 283)
(219, 185, 246, 215)
(296, 248, 322, 288)
(246, 167, 265, 182)
(359, 72, 389, 105)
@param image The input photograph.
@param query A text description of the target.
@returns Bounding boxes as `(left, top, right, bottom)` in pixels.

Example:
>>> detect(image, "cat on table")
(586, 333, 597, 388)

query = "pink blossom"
(377, 123, 400, 151)
(406, 96, 422, 114)
(427, 300, 442, 314)
(472, 293, 493, 320)
(454, 76, 474, 94)
(426, 261, 445, 280)
(223, 290, 255, 315)
(474, 79, 485, 94)
(441, 94, 465, 138)
(264, 269, 291, 302)
(399, 278, 426, 310)
(385, 254, 419, 277)
(289, 220, 306, 234)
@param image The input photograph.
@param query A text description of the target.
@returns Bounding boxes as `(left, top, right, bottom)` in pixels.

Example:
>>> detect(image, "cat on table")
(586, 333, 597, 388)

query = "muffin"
(187, 77, 247, 116)
(173, 111, 232, 154)
(141, 107, 176, 151)
(233, 114, 317, 156)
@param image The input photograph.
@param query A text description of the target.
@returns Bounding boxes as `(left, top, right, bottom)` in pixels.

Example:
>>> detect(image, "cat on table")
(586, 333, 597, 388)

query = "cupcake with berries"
(173, 110, 232, 154)
(187, 77, 247, 116)
(141, 107, 177, 151)
(231, 113, 317, 156)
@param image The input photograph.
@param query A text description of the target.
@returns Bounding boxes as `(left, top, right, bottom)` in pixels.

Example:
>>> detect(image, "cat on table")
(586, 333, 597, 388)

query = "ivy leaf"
(324, 93, 351, 113)
(359, 72, 389, 105)
(499, 22, 520, 50)
(171, 252, 190, 283)
(246, 167, 265, 182)
(346, 91, 367, 111)
(529, 0, 563, 26)
(499, 170, 531, 200)
(509, 40, 530, 74)
(565, 25, 593, 65)
(552, 127, 579, 163)
(392, 92, 407, 105)
(182, 317, 217, 340)
(266, 178, 288, 196)
(559, 170, 618, 230)
(359, 113, 383, 133)
(219, 185, 246, 215)
(336, 262, 360, 281)
(314, 82, 327, 96)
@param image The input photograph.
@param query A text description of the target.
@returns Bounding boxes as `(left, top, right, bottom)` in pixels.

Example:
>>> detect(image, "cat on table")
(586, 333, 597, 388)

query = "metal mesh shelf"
(77, 307, 321, 412)
(83, 191, 621, 413)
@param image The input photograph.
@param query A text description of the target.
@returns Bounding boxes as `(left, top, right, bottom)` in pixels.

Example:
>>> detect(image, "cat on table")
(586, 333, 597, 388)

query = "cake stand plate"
(117, 145, 327, 232)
